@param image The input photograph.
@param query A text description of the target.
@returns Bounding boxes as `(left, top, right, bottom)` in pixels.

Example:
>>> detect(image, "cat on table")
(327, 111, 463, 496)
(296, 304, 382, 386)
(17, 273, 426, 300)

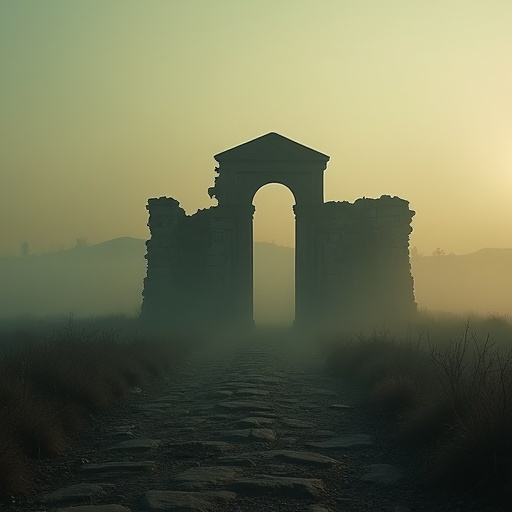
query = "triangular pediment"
(214, 132, 329, 162)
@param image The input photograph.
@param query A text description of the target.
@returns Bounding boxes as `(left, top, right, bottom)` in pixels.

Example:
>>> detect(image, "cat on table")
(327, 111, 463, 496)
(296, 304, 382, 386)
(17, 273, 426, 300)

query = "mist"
(412, 248, 512, 316)
(0, 237, 509, 321)
(0, 238, 145, 319)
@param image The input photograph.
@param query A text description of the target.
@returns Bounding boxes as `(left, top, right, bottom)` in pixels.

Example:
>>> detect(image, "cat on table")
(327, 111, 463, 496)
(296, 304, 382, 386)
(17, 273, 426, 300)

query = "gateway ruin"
(141, 133, 416, 327)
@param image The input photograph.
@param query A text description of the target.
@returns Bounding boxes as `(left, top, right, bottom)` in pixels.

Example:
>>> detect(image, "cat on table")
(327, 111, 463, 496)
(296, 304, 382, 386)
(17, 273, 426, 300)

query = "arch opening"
(252, 183, 295, 326)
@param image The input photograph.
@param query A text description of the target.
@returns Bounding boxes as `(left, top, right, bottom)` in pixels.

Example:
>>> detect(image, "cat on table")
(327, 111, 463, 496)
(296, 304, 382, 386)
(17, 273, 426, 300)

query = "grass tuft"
(0, 421, 32, 498)
(0, 317, 184, 500)
(395, 395, 455, 443)
(326, 311, 512, 499)
(369, 374, 419, 416)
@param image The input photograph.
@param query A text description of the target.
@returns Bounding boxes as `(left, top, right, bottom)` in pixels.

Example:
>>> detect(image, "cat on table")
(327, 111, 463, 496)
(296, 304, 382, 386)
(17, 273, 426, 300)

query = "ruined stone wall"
(142, 194, 415, 329)
(141, 199, 248, 327)
(141, 197, 185, 322)
(312, 195, 416, 326)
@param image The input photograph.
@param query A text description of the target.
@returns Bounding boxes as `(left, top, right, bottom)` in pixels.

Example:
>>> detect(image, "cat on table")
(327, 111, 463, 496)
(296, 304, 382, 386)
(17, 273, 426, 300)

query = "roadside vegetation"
(0, 316, 184, 498)
(325, 311, 512, 499)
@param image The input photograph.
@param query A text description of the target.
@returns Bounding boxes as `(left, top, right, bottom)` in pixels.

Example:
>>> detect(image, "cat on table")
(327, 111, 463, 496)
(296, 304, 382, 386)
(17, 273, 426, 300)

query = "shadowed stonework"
(141, 133, 416, 328)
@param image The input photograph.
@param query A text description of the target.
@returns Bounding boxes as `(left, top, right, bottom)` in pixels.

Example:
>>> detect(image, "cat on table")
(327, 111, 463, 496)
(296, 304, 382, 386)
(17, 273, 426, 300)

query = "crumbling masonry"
(141, 133, 416, 328)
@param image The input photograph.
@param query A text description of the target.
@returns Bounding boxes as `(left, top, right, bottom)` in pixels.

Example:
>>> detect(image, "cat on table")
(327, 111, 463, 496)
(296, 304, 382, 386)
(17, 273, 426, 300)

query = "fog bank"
(0, 238, 509, 320)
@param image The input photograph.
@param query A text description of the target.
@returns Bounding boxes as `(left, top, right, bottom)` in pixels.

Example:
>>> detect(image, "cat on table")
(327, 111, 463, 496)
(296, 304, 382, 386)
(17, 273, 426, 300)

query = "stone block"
(207, 255, 225, 266)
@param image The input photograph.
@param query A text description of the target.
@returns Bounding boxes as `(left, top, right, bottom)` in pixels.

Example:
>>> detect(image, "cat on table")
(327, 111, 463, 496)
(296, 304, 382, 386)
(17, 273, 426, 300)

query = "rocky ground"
(4, 331, 506, 511)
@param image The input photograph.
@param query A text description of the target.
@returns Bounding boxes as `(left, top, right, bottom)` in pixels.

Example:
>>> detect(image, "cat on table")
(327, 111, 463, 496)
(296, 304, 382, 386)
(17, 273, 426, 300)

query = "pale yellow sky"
(1, 0, 511, 256)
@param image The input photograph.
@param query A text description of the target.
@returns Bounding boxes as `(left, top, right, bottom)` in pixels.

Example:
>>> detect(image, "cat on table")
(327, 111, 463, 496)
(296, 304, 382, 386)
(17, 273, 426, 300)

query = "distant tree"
(431, 247, 445, 257)
(20, 241, 29, 257)
(75, 236, 88, 248)
(410, 246, 422, 258)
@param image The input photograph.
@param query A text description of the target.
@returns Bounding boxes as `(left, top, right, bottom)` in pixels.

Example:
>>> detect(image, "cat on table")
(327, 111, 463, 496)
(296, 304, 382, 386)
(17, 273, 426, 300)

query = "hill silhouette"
(412, 248, 512, 316)
(0, 238, 510, 319)
(0, 237, 146, 318)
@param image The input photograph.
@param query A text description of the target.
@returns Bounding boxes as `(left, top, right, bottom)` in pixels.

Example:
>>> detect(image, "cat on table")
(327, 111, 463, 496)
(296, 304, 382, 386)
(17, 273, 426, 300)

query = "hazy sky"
(1, 0, 511, 256)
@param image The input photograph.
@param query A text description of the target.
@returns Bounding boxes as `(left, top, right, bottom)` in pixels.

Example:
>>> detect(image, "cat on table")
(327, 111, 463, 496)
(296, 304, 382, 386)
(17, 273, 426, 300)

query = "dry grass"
(395, 394, 455, 443)
(0, 369, 68, 457)
(0, 318, 184, 498)
(0, 422, 32, 499)
(326, 312, 512, 497)
(369, 374, 419, 416)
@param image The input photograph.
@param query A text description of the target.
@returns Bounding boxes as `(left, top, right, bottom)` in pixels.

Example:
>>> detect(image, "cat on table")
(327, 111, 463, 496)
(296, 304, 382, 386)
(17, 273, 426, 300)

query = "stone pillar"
(233, 204, 255, 327)
(294, 204, 321, 326)
(206, 204, 254, 328)
(367, 197, 416, 317)
(141, 197, 185, 323)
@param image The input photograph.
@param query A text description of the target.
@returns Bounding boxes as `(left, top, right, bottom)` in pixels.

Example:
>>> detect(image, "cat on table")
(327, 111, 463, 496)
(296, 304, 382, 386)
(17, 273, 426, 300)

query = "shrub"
(369, 374, 419, 416)
(326, 314, 512, 497)
(0, 420, 32, 498)
(395, 394, 455, 443)
(0, 318, 183, 500)
(0, 368, 68, 457)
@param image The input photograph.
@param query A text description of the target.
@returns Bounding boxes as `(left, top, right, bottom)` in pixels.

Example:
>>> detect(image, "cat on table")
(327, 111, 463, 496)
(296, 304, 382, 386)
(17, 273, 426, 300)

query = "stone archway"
(208, 133, 329, 326)
(142, 132, 417, 329)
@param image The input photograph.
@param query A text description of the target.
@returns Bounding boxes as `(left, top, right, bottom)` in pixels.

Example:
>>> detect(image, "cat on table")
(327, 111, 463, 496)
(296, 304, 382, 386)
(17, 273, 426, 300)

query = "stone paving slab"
(234, 417, 275, 428)
(219, 428, 277, 442)
(264, 450, 339, 467)
(235, 388, 270, 396)
(218, 382, 270, 389)
(81, 461, 157, 473)
(140, 490, 237, 511)
(170, 466, 242, 490)
(38, 483, 116, 505)
(245, 376, 283, 384)
(55, 506, 131, 512)
(108, 439, 162, 452)
(231, 474, 326, 498)
(280, 418, 315, 429)
(217, 400, 273, 412)
(212, 390, 233, 397)
(306, 434, 373, 449)
(165, 441, 232, 453)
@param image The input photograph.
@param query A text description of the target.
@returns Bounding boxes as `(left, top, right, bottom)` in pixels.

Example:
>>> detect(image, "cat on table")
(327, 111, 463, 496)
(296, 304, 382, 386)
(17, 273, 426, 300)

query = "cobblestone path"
(6, 332, 488, 512)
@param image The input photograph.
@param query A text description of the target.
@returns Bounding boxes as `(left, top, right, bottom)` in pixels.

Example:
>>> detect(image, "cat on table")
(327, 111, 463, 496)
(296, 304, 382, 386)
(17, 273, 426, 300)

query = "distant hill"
(0, 238, 296, 321)
(0, 237, 147, 318)
(0, 238, 510, 319)
(411, 249, 512, 316)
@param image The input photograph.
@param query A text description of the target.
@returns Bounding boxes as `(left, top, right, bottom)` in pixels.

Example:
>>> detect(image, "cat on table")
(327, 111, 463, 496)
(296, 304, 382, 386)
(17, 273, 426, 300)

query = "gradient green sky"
(1, 0, 511, 256)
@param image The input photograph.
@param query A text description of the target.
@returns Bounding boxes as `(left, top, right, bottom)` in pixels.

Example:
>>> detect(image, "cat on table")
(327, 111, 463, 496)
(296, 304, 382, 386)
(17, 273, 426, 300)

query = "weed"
(327, 313, 512, 497)
(369, 374, 419, 416)
(0, 317, 183, 500)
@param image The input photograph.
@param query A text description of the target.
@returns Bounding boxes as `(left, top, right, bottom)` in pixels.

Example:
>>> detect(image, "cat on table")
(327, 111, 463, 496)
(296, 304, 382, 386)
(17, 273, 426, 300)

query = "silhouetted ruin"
(141, 133, 416, 328)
